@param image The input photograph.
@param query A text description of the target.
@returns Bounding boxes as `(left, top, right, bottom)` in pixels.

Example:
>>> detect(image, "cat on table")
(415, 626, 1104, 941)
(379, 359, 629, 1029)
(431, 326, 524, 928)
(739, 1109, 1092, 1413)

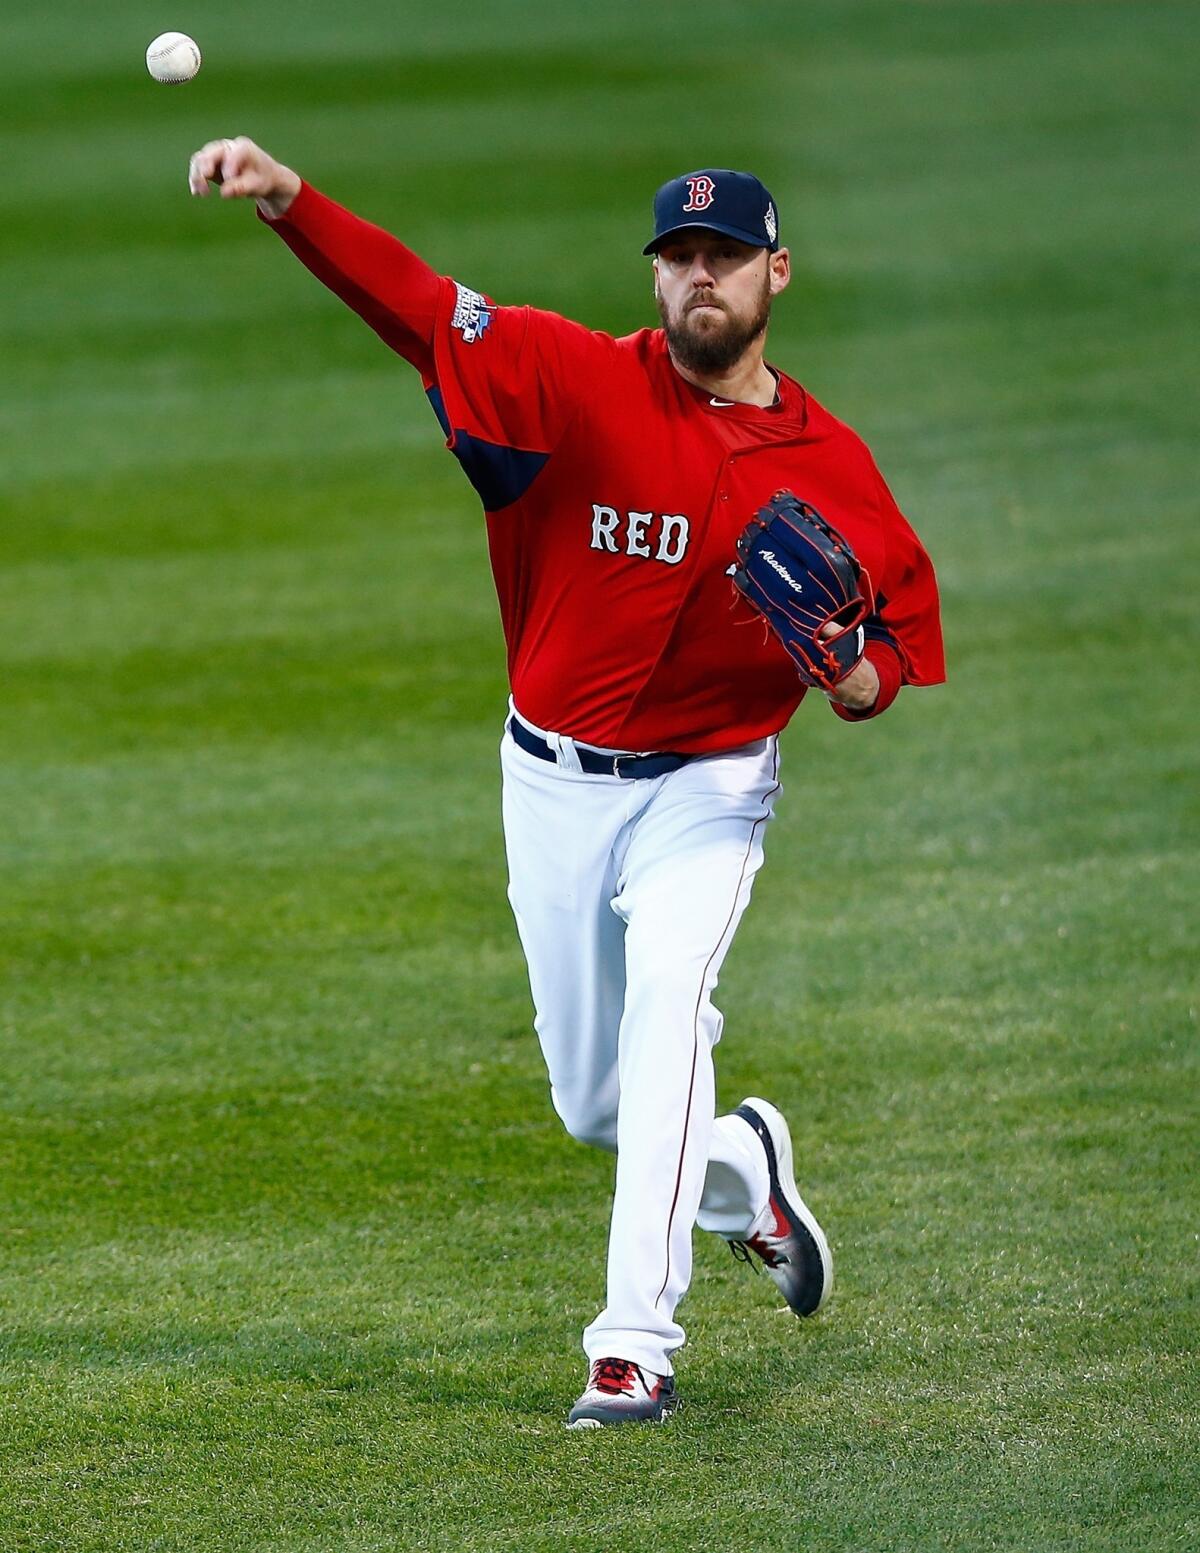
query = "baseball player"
(188, 139, 945, 1428)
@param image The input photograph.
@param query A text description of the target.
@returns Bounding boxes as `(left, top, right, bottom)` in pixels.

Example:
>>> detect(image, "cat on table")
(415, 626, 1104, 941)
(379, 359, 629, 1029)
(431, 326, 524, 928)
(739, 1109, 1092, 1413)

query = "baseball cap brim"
(643, 219, 775, 256)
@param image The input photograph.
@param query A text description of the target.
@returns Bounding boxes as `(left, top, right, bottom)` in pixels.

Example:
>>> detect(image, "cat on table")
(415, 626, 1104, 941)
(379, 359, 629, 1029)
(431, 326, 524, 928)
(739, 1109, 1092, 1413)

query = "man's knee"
(551, 1087, 618, 1153)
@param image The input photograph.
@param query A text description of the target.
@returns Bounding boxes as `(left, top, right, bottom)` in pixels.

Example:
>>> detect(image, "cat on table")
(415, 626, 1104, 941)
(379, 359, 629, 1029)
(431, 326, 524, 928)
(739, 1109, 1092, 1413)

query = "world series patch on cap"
(643, 169, 780, 255)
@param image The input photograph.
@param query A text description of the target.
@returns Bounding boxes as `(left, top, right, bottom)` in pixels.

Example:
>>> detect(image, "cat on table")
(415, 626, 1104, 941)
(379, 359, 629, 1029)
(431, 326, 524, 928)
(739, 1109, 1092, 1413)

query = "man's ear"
(769, 247, 791, 297)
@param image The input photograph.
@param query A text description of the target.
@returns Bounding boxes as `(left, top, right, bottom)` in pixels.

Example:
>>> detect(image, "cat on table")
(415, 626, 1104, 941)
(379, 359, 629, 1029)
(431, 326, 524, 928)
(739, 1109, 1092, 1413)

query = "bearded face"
(655, 251, 774, 375)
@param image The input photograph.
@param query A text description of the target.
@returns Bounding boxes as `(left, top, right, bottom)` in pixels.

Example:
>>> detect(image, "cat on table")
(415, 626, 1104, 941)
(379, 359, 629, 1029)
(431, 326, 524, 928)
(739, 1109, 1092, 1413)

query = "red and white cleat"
(729, 1098, 833, 1317)
(566, 1357, 680, 1429)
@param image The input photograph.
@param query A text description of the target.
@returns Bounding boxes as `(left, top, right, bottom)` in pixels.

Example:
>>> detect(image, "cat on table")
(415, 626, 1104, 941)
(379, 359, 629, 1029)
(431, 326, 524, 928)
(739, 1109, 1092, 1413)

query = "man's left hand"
(828, 652, 880, 711)
(820, 622, 879, 711)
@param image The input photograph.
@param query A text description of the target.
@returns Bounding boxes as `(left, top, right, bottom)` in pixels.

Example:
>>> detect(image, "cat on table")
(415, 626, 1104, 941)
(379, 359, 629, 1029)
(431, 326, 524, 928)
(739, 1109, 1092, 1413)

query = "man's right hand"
(187, 136, 301, 221)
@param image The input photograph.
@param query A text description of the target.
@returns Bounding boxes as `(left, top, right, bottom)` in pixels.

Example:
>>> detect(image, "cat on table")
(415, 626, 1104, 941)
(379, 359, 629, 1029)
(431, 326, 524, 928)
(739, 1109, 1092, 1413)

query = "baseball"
(146, 31, 202, 84)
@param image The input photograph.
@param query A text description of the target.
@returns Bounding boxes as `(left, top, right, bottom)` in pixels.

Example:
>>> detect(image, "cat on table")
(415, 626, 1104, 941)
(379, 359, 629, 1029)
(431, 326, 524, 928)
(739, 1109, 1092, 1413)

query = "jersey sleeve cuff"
(829, 640, 903, 722)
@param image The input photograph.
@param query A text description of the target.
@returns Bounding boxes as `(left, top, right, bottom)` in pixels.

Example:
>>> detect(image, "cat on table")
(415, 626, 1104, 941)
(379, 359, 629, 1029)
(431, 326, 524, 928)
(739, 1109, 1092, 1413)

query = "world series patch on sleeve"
(730, 490, 870, 692)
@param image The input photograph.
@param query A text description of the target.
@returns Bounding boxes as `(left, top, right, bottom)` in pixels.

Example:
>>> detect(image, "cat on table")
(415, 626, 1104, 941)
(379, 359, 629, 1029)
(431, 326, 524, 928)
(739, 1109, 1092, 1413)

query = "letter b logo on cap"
(682, 175, 716, 212)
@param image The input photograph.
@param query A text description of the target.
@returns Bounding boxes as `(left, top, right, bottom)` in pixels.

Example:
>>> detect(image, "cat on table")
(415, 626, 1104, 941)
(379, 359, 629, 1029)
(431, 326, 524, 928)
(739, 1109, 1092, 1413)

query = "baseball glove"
(730, 490, 870, 691)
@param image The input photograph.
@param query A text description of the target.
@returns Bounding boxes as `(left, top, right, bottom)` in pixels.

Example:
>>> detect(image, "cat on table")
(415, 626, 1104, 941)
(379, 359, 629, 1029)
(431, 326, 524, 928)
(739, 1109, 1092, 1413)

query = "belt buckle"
(612, 750, 656, 778)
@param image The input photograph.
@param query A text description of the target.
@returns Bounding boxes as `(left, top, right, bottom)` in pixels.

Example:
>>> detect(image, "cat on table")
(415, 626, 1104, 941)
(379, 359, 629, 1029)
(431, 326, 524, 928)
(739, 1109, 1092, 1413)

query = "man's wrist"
(828, 657, 880, 711)
(256, 169, 302, 222)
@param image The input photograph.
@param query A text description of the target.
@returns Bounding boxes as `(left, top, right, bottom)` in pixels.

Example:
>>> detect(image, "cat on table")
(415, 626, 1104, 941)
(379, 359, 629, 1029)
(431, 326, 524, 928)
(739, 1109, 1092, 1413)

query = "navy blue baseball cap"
(643, 169, 780, 255)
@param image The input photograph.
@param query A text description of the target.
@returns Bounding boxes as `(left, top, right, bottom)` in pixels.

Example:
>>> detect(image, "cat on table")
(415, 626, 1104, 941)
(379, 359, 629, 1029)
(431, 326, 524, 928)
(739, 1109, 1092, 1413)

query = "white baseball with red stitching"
(146, 32, 202, 84)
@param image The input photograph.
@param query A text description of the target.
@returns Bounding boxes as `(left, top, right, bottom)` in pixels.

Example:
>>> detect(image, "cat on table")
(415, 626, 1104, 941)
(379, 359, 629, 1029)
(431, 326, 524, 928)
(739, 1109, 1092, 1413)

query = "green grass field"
(2, 2, 1197, 1547)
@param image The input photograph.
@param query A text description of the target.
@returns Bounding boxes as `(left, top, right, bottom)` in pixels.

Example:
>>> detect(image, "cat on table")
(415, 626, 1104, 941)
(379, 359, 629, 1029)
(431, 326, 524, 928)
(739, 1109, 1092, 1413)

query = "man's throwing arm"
(188, 136, 440, 374)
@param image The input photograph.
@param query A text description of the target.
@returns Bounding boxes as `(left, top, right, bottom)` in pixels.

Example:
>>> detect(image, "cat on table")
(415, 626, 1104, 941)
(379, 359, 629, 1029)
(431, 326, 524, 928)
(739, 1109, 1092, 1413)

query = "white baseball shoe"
(728, 1098, 833, 1317)
(566, 1358, 680, 1429)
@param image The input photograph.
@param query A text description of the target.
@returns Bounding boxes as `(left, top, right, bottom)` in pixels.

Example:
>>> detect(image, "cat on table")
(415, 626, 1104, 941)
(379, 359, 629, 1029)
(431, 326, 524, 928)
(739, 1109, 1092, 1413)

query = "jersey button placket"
(721, 439, 804, 524)
(714, 450, 734, 511)
(720, 447, 756, 515)
(721, 447, 750, 509)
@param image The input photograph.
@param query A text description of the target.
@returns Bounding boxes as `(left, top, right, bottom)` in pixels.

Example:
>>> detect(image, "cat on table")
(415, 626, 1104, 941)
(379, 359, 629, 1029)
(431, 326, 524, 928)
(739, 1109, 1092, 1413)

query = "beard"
(656, 276, 773, 375)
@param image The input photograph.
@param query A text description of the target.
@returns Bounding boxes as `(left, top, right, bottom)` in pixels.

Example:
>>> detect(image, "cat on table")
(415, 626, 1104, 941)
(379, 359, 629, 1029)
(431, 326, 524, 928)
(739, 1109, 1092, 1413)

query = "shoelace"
(729, 1234, 789, 1270)
(591, 1357, 638, 1395)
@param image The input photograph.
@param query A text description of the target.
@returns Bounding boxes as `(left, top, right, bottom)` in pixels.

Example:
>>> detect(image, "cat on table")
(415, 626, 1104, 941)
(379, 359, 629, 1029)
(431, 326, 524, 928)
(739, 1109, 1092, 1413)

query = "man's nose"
(688, 254, 717, 285)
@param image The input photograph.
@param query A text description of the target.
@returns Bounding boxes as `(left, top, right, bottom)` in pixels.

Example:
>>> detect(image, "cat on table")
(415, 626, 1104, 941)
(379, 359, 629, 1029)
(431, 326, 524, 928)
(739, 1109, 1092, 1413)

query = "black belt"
(507, 716, 699, 780)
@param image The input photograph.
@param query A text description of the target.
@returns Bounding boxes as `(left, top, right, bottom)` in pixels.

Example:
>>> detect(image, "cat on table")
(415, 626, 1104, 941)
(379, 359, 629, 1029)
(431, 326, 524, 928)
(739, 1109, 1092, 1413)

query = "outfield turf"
(1, 2, 1197, 1548)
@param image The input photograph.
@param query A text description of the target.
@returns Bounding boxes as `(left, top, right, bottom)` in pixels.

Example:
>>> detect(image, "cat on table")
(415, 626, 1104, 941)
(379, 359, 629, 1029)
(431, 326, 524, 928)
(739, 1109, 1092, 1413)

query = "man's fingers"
(188, 139, 229, 194)
(185, 133, 295, 212)
(187, 137, 253, 197)
(220, 147, 262, 200)
(219, 143, 244, 196)
(818, 615, 860, 640)
(187, 153, 208, 195)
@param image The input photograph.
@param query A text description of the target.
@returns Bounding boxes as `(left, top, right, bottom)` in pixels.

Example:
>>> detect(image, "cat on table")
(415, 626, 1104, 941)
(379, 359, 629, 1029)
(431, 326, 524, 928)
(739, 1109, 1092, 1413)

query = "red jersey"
(268, 185, 945, 753)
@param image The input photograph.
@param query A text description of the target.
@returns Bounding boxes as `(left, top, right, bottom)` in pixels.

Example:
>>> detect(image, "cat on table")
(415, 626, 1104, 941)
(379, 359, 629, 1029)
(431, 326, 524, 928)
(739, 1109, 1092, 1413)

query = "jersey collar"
(674, 358, 808, 428)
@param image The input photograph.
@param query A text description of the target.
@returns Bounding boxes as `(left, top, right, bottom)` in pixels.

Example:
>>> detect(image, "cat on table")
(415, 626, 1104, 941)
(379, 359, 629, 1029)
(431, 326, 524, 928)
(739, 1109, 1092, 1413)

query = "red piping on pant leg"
(653, 744, 781, 1310)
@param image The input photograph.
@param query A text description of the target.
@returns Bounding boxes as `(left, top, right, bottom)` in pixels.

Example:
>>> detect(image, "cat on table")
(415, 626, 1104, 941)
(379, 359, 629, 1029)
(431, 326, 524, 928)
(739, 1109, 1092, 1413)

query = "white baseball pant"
(500, 706, 781, 1377)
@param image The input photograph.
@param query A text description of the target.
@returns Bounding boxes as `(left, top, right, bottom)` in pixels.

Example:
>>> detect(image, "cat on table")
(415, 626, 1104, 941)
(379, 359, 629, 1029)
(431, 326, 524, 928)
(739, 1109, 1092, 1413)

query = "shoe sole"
(566, 1414, 674, 1430)
(566, 1397, 681, 1430)
(739, 1096, 833, 1314)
